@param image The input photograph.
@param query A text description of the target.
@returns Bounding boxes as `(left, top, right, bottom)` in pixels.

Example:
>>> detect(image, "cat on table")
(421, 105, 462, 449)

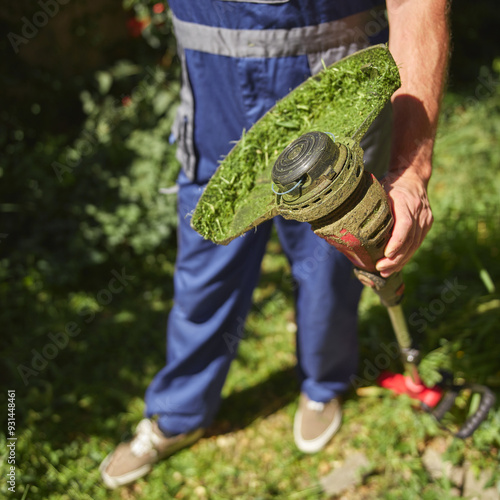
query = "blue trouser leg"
(145, 173, 273, 434)
(274, 217, 363, 402)
(145, 188, 361, 432)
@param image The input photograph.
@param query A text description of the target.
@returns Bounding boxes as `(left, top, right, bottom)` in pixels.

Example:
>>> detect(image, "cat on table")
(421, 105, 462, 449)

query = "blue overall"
(145, 0, 391, 434)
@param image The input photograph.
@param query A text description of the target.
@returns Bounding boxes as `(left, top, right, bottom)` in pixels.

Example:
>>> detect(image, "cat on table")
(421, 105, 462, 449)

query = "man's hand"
(376, 169, 433, 277)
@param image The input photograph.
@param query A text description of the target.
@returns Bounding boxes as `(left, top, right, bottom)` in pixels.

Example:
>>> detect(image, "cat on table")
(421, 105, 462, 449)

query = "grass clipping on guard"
(191, 44, 401, 244)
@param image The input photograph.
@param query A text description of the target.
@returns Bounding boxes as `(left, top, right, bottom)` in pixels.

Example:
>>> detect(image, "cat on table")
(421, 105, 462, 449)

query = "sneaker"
(293, 393, 342, 453)
(100, 419, 204, 489)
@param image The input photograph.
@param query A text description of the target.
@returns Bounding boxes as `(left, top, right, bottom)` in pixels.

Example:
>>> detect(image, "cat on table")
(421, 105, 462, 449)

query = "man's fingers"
(375, 193, 415, 274)
(376, 226, 415, 276)
(384, 209, 415, 259)
(376, 157, 435, 276)
(376, 205, 432, 276)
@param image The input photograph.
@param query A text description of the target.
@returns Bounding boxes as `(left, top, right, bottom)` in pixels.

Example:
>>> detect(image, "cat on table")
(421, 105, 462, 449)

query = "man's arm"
(376, 0, 450, 277)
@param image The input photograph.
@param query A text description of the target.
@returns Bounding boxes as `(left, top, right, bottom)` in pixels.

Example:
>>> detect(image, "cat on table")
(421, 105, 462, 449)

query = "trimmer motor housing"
(272, 131, 394, 274)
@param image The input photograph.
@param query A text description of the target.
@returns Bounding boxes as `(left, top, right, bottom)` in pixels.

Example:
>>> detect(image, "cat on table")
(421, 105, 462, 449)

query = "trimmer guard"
(191, 45, 401, 244)
(378, 371, 496, 439)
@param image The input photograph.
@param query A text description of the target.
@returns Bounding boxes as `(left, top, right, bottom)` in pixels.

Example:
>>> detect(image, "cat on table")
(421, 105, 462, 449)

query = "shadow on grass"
(2, 257, 299, 450)
(207, 366, 299, 437)
(0, 259, 173, 442)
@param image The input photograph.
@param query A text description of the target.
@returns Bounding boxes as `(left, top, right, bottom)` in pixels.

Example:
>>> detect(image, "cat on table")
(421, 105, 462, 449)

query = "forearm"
(386, 0, 450, 184)
(375, 0, 450, 276)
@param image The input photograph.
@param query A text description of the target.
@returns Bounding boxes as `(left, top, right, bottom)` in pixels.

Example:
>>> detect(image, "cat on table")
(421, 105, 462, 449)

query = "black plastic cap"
(271, 131, 338, 190)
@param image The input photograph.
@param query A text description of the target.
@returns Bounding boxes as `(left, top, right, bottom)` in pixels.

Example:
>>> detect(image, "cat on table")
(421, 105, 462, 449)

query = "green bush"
(0, 0, 181, 289)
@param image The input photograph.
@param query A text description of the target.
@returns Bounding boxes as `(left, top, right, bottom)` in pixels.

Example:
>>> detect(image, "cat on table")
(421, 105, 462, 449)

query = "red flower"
(127, 17, 150, 38)
(153, 3, 165, 14)
(121, 96, 132, 107)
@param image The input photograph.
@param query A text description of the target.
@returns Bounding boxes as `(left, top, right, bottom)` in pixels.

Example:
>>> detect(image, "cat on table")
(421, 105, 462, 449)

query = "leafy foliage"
(1, 1, 181, 290)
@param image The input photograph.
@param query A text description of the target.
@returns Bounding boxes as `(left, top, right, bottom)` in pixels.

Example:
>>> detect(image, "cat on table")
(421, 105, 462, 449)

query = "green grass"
(2, 85, 500, 500)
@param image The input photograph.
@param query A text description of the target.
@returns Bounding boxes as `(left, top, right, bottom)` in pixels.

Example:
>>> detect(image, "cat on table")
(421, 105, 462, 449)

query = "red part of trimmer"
(378, 371, 443, 408)
(378, 370, 496, 439)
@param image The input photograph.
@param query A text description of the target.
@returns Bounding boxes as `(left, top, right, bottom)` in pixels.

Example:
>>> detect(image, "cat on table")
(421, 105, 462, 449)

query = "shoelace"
(130, 419, 163, 457)
(306, 400, 325, 412)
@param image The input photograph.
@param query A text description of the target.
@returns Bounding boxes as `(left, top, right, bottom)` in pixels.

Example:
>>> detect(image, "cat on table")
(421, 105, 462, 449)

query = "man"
(100, 0, 449, 489)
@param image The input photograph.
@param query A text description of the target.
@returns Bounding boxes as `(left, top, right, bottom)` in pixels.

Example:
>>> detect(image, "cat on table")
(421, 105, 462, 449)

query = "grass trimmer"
(269, 130, 496, 438)
(189, 45, 495, 438)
